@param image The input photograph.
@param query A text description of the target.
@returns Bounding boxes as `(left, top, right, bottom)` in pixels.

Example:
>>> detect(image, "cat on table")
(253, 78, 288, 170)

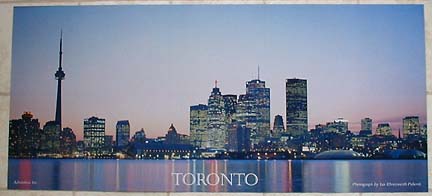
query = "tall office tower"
(272, 115, 285, 138)
(55, 31, 65, 130)
(190, 104, 208, 148)
(84, 116, 106, 154)
(376, 123, 392, 136)
(236, 94, 258, 146)
(227, 121, 251, 152)
(286, 78, 308, 137)
(246, 79, 271, 143)
(60, 127, 76, 155)
(403, 116, 420, 137)
(9, 112, 41, 157)
(207, 81, 226, 149)
(361, 118, 372, 131)
(116, 120, 130, 150)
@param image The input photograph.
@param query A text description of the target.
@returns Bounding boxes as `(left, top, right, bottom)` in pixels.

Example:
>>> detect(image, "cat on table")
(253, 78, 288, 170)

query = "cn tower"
(54, 31, 65, 129)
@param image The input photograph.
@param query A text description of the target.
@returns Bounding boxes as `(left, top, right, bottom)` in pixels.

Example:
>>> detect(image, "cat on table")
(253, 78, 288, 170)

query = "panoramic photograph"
(8, 5, 427, 192)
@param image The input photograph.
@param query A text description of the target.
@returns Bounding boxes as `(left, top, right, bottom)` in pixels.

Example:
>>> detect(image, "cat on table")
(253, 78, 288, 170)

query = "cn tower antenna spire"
(59, 29, 63, 69)
(258, 65, 260, 80)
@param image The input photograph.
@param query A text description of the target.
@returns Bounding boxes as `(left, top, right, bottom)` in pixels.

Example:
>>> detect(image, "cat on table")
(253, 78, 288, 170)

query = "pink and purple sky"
(10, 5, 426, 140)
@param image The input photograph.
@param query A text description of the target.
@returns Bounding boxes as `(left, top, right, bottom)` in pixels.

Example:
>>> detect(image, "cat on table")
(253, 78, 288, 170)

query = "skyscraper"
(236, 94, 258, 145)
(190, 104, 208, 148)
(286, 78, 308, 137)
(403, 116, 420, 137)
(84, 116, 106, 154)
(361, 118, 372, 131)
(207, 81, 226, 149)
(55, 31, 65, 129)
(116, 120, 130, 150)
(246, 79, 270, 143)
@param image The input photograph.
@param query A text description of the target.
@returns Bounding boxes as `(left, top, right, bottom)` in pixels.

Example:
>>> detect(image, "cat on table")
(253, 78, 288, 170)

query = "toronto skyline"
(10, 5, 426, 140)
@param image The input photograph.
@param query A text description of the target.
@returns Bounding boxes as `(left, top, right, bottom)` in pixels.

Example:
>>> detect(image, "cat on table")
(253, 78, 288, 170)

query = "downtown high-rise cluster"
(190, 77, 308, 152)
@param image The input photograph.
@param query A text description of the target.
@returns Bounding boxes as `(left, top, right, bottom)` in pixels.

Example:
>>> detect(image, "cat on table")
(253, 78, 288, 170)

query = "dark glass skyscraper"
(116, 120, 130, 150)
(286, 78, 308, 137)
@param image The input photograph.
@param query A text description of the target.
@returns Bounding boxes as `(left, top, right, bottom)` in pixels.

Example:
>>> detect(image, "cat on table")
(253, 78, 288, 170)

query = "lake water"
(8, 159, 427, 192)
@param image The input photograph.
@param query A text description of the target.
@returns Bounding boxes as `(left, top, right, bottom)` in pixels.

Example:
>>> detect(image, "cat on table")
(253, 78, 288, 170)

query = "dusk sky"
(10, 5, 426, 140)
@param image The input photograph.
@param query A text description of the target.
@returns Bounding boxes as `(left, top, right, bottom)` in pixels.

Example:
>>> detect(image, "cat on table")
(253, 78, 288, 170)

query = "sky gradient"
(10, 5, 426, 140)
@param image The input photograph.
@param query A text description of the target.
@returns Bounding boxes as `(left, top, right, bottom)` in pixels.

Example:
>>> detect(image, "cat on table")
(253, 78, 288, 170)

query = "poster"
(7, 4, 428, 192)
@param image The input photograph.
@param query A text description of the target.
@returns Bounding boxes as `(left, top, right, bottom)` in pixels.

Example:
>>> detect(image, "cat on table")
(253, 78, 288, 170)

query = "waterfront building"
(403, 116, 420, 137)
(104, 135, 113, 153)
(322, 118, 348, 134)
(8, 112, 42, 157)
(376, 123, 392, 136)
(179, 134, 190, 145)
(165, 123, 180, 145)
(286, 78, 308, 137)
(132, 128, 146, 143)
(190, 104, 208, 148)
(227, 121, 251, 152)
(60, 127, 76, 155)
(207, 81, 226, 149)
(334, 118, 349, 133)
(116, 120, 130, 150)
(361, 118, 372, 131)
(42, 121, 61, 154)
(83, 116, 106, 154)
